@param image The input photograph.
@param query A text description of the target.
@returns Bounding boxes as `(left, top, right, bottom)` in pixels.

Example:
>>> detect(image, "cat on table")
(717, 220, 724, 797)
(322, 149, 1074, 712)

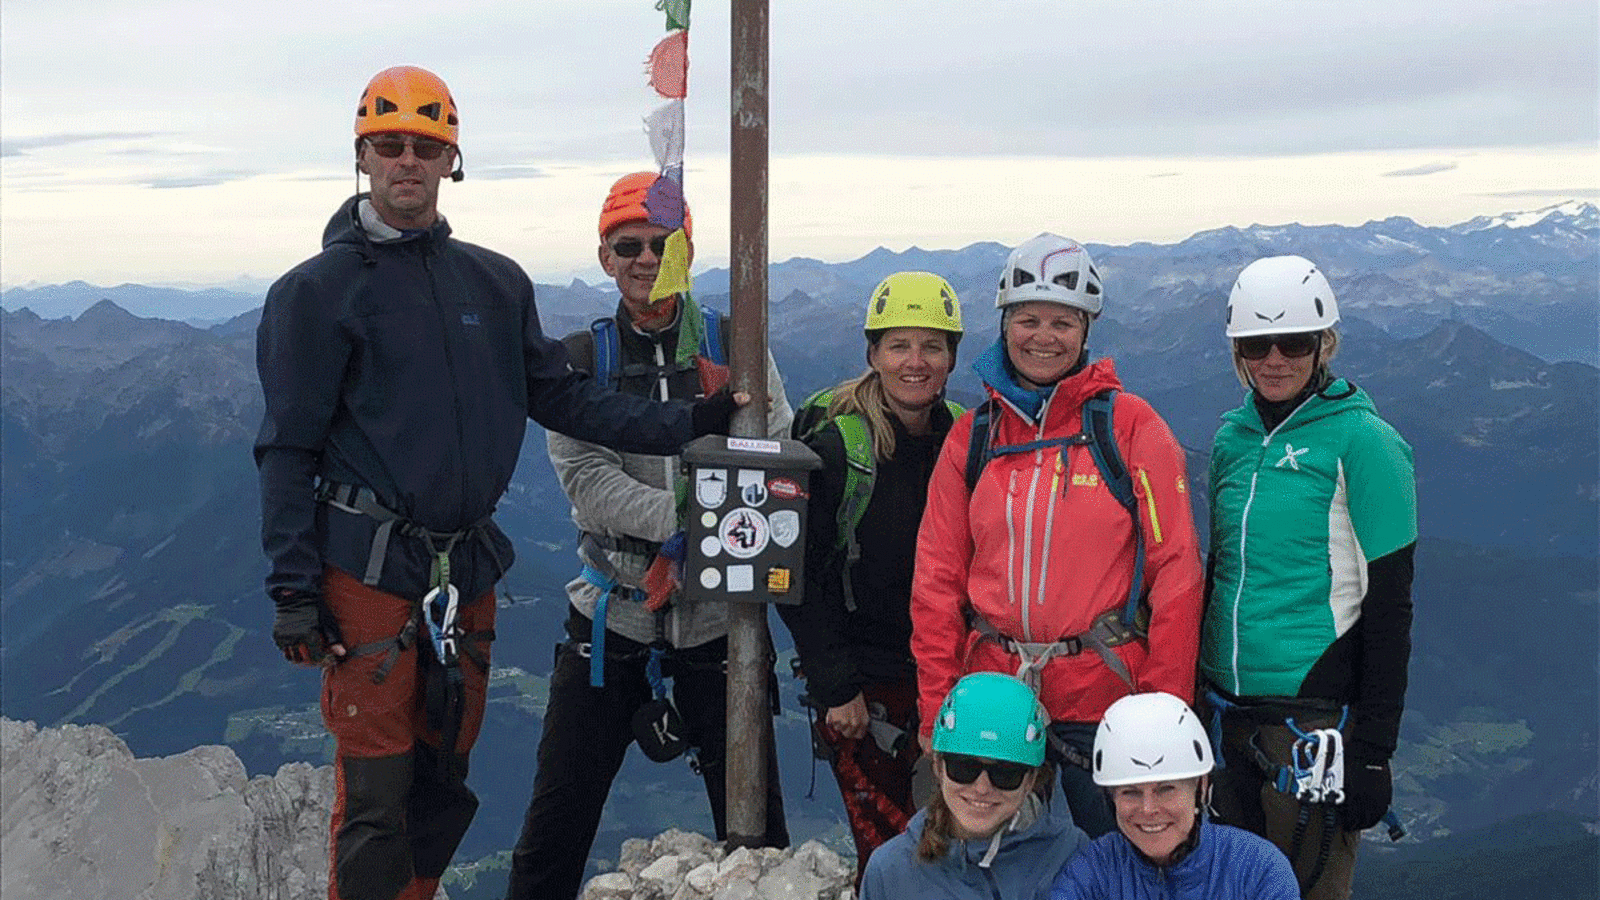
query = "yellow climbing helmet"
(354, 66, 460, 145)
(864, 271, 964, 335)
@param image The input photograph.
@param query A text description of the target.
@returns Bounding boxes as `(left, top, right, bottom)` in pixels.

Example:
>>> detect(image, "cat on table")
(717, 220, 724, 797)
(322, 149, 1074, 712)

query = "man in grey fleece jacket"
(505, 173, 793, 900)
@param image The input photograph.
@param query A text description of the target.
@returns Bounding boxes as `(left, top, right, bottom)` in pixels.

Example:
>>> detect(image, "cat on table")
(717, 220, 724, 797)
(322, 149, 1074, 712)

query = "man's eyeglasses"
(1234, 332, 1320, 360)
(364, 136, 451, 161)
(610, 235, 671, 259)
(941, 754, 1032, 791)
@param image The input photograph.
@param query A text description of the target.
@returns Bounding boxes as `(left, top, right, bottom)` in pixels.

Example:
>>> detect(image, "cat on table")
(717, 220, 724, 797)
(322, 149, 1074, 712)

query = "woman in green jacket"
(1200, 255, 1417, 900)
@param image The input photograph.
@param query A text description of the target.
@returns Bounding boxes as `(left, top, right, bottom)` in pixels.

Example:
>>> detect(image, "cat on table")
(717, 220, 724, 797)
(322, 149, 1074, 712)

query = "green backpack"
(795, 387, 964, 611)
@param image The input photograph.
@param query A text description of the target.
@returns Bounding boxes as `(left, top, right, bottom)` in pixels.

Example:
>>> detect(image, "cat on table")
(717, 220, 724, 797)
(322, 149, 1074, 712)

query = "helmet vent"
(1011, 268, 1035, 287)
(417, 101, 443, 122)
(1053, 272, 1079, 291)
(1192, 739, 1206, 761)
(374, 97, 399, 116)
(1314, 297, 1325, 317)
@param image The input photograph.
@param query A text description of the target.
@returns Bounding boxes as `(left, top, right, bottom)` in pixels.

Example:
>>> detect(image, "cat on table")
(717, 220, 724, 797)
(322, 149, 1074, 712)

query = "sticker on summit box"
(769, 510, 800, 548)
(728, 437, 781, 454)
(718, 508, 768, 559)
(695, 468, 728, 509)
(767, 478, 805, 501)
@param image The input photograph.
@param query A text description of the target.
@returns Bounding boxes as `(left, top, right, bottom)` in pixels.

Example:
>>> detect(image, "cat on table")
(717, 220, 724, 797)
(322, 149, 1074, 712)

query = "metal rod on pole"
(725, 0, 771, 848)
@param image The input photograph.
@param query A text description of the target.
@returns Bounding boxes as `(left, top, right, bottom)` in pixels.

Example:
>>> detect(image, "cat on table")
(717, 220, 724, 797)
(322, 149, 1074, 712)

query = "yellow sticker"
(766, 567, 791, 594)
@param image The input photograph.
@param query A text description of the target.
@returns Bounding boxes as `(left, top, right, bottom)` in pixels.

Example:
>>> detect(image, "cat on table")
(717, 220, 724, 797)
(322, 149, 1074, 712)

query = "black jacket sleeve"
(1352, 542, 1415, 760)
(254, 269, 350, 597)
(520, 286, 698, 454)
(775, 424, 863, 709)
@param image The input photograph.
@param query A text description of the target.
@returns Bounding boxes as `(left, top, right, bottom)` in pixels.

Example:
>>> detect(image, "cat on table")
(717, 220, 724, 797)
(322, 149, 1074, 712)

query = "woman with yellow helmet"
(778, 270, 965, 886)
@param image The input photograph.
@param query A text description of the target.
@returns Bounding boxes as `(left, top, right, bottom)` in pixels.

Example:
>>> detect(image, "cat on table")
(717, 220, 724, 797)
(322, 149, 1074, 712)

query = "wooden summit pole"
(725, 0, 771, 848)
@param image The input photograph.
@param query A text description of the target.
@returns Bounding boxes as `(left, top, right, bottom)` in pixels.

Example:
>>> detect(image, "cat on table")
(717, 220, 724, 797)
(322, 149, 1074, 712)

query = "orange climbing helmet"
(599, 172, 693, 239)
(354, 66, 460, 145)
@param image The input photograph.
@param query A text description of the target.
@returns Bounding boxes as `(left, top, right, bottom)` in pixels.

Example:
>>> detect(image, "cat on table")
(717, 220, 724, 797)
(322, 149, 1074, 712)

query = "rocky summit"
(1, 717, 337, 900)
(580, 829, 854, 900)
(0, 717, 856, 900)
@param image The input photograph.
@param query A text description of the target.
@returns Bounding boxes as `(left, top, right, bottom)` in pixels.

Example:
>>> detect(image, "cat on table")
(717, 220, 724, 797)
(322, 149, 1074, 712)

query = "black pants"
(505, 613, 789, 900)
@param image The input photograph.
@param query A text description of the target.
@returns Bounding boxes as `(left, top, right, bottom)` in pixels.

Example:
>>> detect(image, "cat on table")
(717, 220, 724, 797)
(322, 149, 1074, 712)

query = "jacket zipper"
(422, 250, 469, 527)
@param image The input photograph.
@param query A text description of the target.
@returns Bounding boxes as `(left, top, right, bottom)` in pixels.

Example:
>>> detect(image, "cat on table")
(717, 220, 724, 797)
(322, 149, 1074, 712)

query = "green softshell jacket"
(1201, 379, 1416, 758)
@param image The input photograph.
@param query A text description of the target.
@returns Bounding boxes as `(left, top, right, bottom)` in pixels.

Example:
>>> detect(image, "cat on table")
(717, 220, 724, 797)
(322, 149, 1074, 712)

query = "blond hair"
(823, 370, 899, 462)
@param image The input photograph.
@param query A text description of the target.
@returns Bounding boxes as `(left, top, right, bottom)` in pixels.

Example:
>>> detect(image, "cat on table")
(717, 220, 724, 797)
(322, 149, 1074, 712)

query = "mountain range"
(2, 202, 1596, 897)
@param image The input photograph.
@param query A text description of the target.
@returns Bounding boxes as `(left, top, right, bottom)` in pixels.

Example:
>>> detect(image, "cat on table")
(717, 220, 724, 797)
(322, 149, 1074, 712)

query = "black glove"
(271, 588, 344, 665)
(1342, 755, 1393, 830)
(690, 387, 740, 436)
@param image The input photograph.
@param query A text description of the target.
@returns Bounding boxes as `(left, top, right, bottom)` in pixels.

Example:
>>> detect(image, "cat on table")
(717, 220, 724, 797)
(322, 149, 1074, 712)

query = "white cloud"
(1, 0, 1595, 285)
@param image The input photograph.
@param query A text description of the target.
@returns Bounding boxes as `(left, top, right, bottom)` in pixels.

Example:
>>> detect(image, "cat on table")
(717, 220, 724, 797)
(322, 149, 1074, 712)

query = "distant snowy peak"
(1453, 200, 1598, 234)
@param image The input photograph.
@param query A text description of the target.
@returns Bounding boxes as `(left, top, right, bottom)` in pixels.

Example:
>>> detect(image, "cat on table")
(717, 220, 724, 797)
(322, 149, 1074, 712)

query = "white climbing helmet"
(996, 233, 1104, 318)
(1225, 255, 1339, 338)
(1093, 692, 1214, 786)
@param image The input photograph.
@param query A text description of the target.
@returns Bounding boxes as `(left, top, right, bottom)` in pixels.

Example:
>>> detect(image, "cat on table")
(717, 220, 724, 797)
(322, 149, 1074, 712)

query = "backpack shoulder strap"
(830, 412, 875, 612)
(964, 398, 996, 492)
(795, 391, 875, 613)
(1080, 389, 1147, 629)
(588, 316, 621, 387)
(697, 304, 727, 365)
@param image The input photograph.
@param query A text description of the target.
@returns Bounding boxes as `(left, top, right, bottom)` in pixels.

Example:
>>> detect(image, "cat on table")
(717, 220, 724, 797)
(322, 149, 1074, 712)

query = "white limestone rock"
(0, 717, 370, 900)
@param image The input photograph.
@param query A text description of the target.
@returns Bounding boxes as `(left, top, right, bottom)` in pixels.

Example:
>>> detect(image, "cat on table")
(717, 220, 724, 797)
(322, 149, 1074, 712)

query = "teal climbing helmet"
(931, 672, 1048, 766)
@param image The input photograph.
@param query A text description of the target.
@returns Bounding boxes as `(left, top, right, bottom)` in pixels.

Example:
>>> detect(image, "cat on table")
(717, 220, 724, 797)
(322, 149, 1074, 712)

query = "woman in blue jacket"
(860, 672, 1088, 900)
(1049, 692, 1298, 899)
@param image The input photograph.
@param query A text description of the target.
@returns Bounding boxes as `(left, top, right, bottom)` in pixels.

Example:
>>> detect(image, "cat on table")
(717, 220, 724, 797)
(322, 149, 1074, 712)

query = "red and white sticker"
(767, 478, 806, 501)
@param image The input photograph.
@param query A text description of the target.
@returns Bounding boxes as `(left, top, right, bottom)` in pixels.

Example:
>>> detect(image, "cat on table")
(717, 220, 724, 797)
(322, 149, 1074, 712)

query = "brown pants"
(321, 568, 495, 900)
(1209, 704, 1361, 900)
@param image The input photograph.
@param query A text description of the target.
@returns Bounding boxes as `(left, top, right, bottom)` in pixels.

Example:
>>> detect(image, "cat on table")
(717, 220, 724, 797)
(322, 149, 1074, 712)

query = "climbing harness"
(966, 606, 1143, 694)
(316, 480, 495, 766)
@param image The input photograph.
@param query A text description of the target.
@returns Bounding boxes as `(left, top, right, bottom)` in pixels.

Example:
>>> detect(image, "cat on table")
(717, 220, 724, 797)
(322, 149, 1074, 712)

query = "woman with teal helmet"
(860, 673, 1088, 900)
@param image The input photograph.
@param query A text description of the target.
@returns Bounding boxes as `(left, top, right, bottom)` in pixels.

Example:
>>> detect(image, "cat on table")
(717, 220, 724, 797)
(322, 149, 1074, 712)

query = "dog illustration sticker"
(718, 508, 768, 559)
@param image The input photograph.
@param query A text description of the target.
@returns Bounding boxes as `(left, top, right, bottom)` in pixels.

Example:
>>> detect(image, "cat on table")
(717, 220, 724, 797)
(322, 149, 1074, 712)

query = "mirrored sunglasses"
(941, 754, 1031, 791)
(365, 136, 451, 161)
(1234, 332, 1320, 360)
(611, 235, 670, 259)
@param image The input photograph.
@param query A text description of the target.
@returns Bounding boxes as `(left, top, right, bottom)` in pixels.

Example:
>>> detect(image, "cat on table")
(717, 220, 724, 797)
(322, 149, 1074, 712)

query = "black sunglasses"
(365, 136, 451, 161)
(941, 754, 1032, 791)
(611, 235, 670, 259)
(1234, 332, 1320, 361)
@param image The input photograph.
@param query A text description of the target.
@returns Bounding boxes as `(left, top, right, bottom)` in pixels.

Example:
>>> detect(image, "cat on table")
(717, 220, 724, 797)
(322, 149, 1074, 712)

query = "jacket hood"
(1222, 378, 1373, 435)
(973, 336, 1122, 427)
(320, 194, 452, 260)
(907, 794, 1079, 870)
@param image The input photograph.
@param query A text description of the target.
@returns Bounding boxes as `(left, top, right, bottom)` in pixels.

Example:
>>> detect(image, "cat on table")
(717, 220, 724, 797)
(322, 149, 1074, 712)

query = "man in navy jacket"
(254, 66, 736, 900)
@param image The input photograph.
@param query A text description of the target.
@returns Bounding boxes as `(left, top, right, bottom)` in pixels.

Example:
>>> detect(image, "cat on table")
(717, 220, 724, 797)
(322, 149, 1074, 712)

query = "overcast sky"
(3, 0, 1595, 288)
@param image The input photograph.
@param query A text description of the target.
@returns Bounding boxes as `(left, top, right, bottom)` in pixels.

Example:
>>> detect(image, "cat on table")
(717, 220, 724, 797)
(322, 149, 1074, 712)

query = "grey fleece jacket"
(546, 301, 792, 648)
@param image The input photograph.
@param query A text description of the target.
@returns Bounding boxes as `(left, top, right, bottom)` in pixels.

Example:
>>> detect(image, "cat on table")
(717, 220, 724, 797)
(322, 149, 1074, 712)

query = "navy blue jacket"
(255, 196, 698, 601)
(1048, 820, 1299, 899)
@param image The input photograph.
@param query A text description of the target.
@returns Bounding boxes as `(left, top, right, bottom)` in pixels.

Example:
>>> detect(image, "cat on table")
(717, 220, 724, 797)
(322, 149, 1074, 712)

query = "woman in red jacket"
(911, 233, 1203, 837)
